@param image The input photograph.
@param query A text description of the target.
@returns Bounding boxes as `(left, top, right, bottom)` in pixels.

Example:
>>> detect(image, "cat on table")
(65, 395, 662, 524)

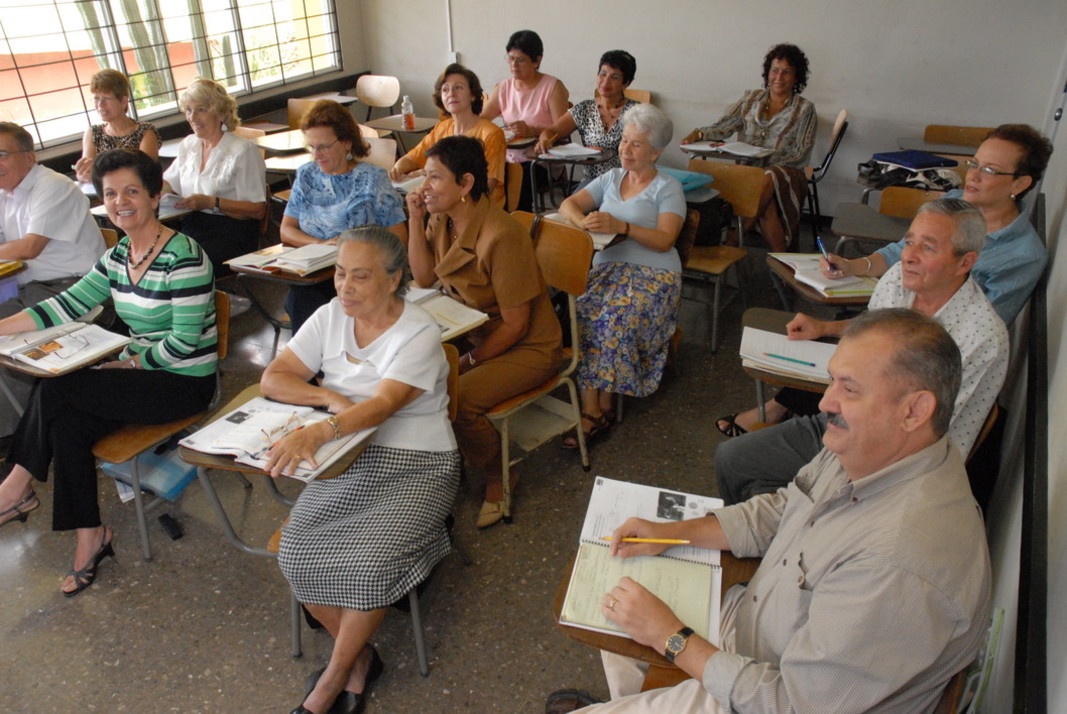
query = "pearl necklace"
(129, 224, 163, 270)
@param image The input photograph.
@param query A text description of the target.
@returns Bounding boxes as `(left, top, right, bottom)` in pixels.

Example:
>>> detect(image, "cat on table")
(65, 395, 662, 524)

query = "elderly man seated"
(715, 197, 1008, 506)
(547, 308, 992, 713)
(0, 122, 105, 435)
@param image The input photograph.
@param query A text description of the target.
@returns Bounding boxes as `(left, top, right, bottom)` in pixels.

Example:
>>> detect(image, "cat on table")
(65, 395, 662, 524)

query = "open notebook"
(559, 476, 724, 643)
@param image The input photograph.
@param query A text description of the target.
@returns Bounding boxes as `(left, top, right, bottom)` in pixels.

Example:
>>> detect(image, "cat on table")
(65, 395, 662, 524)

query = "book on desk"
(178, 396, 374, 482)
(681, 140, 773, 159)
(0, 322, 131, 375)
(769, 253, 877, 297)
(543, 212, 616, 250)
(740, 325, 837, 383)
(559, 476, 724, 644)
(404, 288, 489, 341)
(226, 243, 337, 276)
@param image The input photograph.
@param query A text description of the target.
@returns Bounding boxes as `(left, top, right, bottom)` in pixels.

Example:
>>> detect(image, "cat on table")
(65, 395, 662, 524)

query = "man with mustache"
(547, 309, 992, 713)
(715, 197, 1008, 506)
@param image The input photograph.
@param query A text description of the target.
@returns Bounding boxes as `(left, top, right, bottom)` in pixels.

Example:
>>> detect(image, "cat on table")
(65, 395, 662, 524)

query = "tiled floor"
(1, 245, 812, 713)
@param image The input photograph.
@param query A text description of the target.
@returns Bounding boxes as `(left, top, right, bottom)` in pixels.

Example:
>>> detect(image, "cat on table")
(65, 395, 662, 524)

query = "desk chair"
(803, 108, 848, 241)
(287, 98, 319, 129)
(355, 74, 401, 123)
(832, 186, 945, 256)
(233, 125, 266, 142)
(100, 227, 119, 249)
(277, 344, 463, 673)
(357, 123, 379, 139)
(485, 212, 593, 523)
(92, 290, 230, 561)
(623, 88, 651, 104)
(686, 158, 766, 248)
(364, 136, 398, 171)
(924, 124, 994, 148)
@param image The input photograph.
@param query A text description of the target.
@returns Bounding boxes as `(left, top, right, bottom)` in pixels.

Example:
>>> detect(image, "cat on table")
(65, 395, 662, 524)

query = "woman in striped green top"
(0, 149, 217, 597)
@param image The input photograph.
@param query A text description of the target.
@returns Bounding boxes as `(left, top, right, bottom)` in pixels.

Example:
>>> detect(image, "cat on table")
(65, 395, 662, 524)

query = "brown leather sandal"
(561, 412, 609, 450)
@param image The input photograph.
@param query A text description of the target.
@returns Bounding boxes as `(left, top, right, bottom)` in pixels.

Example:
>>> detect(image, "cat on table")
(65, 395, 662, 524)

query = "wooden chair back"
(287, 98, 318, 129)
(511, 211, 593, 296)
(623, 88, 651, 104)
(443, 343, 459, 422)
(100, 227, 119, 249)
(364, 136, 397, 171)
(687, 158, 766, 220)
(213, 289, 231, 361)
(233, 125, 266, 141)
(357, 123, 379, 139)
(879, 186, 946, 219)
(923, 124, 993, 148)
(505, 162, 524, 212)
(355, 74, 401, 111)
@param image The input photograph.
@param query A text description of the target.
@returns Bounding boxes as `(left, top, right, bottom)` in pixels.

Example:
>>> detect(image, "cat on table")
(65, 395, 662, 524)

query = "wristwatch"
(213, 196, 222, 214)
(664, 626, 694, 663)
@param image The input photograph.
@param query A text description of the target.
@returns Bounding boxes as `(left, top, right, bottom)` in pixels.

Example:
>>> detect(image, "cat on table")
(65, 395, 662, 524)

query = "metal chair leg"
(290, 592, 303, 658)
(129, 458, 153, 561)
(409, 588, 430, 677)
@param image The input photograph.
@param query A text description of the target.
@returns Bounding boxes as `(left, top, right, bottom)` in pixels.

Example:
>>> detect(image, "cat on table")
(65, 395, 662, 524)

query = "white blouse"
(163, 132, 266, 211)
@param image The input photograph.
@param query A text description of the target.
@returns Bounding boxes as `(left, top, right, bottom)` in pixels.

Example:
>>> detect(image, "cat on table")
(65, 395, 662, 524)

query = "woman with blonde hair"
(163, 78, 267, 274)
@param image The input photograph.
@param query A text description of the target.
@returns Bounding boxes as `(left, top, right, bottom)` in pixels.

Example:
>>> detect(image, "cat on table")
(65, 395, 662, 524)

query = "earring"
(346, 152, 354, 161)
(461, 195, 467, 203)
(1010, 193, 1016, 200)
(221, 123, 228, 132)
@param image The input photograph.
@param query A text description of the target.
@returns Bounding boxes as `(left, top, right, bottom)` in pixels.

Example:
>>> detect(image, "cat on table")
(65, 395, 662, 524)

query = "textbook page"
(739, 326, 837, 381)
(5, 324, 130, 374)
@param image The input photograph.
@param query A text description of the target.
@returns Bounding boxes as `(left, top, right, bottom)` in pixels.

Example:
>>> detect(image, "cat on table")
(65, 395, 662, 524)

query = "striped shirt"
(28, 232, 217, 377)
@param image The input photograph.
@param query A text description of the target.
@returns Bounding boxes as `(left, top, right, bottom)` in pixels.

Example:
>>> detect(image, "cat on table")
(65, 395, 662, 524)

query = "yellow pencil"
(600, 537, 691, 544)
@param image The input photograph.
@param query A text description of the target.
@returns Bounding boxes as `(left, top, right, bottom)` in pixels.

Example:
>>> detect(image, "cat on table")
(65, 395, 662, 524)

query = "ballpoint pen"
(600, 537, 691, 544)
(815, 236, 838, 272)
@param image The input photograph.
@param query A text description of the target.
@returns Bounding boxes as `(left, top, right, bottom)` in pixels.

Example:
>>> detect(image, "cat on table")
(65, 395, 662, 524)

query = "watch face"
(667, 634, 685, 653)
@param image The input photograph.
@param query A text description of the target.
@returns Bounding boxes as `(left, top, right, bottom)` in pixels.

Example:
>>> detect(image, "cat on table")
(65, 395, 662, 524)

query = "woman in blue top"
(557, 104, 685, 447)
(281, 100, 406, 332)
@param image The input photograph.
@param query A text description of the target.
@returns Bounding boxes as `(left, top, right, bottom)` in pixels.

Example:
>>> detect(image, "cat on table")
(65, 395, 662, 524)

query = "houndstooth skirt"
(278, 444, 461, 610)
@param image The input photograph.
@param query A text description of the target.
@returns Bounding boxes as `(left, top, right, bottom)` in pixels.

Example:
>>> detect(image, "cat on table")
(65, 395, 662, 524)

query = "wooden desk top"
(264, 153, 312, 173)
(534, 147, 618, 166)
(364, 114, 438, 134)
(766, 257, 873, 308)
(255, 129, 307, 155)
(741, 307, 833, 394)
(179, 384, 367, 481)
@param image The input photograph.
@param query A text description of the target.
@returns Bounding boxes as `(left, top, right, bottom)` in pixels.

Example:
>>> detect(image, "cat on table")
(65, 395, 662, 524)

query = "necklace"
(129, 224, 163, 271)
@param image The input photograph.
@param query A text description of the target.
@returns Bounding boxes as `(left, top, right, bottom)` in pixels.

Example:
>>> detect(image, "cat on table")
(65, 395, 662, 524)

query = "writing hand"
(819, 253, 849, 278)
(608, 517, 671, 558)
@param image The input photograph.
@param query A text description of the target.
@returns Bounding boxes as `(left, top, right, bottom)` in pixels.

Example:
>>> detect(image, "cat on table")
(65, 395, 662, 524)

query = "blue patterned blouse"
(283, 161, 405, 240)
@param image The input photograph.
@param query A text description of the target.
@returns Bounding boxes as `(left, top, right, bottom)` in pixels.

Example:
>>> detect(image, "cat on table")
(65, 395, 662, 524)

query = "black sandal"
(62, 527, 115, 598)
(562, 412, 609, 450)
(715, 413, 749, 438)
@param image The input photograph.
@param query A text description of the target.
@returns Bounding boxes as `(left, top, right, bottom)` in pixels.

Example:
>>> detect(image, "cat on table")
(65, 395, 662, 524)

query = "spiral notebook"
(559, 477, 724, 642)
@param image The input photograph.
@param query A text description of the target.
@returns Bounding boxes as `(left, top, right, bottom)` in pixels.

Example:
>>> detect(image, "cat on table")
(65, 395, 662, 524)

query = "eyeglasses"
(305, 139, 340, 154)
(0, 149, 31, 160)
(964, 159, 1020, 177)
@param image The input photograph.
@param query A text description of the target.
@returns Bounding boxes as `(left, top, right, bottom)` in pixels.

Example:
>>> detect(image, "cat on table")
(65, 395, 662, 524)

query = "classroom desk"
(529, 148, 618, 212)
(680, 144, 773, 167)
(300, 91, 358, 105)
(264, 152, 312, 174)
(363, 114, 438, 154)
(830, 202, 910, 255)
(765, 255, 873, 311)
(552, 550, 760, 692)
(896, 137, 978, 156)
(741, 307, 832, 421)
(159, 136, 184, 159)
(254, 128, 307, 155)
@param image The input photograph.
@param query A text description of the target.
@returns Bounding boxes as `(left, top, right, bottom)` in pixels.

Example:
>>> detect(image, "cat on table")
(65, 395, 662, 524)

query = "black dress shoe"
(289, 706, 312, 714)
(328, 690, 361, 714)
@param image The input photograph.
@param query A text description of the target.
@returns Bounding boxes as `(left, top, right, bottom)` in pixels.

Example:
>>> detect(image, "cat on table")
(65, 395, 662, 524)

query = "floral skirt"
(576, 262, 680, 398)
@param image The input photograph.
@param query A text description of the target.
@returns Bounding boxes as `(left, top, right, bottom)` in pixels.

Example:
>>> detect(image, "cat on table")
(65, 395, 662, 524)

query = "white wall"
(354, 0, 1066, 218)
(347, 2, 1067, 709)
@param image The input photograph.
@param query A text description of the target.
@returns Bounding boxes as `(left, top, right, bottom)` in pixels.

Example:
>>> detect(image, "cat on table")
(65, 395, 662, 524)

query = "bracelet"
(213, 196, 222, 214)
(861, 256, 872, 276)
(465, 352, 477, 368)
(622, 222, 630, 236)
(326, 415, 342, 441)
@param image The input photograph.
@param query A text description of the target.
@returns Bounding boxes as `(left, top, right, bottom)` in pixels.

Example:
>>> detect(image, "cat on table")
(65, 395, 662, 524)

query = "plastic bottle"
(401, 96, 415, 130)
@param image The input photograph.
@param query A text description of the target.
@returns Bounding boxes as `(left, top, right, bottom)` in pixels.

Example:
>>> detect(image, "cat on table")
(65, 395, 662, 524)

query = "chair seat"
(92, 412, 206, 464)
(685, 246, 747, 275)
(487, 375, 564, 418)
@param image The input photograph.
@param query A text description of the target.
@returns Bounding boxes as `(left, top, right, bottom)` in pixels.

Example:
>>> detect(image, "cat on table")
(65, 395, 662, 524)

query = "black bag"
(691, 197, 735, 246)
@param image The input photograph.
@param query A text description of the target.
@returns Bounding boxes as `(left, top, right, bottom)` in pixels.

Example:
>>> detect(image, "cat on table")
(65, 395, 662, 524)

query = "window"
(0, 0, 339, 148)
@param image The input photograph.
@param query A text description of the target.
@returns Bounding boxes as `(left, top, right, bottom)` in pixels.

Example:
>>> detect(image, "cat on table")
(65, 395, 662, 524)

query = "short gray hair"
(842, 308, 961, 438)
(179, 79, 240, 131)
(917, 197, 987, 255)
(0, 122, 34, 152)
(621, 103, 673, 151)
(337, 225, 410, 297)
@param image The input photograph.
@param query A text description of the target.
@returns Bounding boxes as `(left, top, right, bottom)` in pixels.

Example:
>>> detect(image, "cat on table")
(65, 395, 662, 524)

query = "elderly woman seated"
(74, 68, 159, 183)
(405, 135, 561, 529)
(557, 104, 685, 448)
(681, 43, 816, 251)
(389, 63, 507, 207)
(280, 99, 406, 332)
(163, 78, 267, 274)
(263, 226, 460, 714)
(0, 149, 217, 596)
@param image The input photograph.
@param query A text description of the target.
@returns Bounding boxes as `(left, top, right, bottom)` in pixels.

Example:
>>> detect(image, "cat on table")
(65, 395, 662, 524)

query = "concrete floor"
(0, 242, 810, 713)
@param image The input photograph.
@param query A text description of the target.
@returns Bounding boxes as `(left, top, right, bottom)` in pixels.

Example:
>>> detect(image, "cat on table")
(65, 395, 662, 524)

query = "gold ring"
(608, 598, 617, 611)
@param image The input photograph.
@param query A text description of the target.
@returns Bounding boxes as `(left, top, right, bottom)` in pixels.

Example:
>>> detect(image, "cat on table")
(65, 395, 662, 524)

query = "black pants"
(285, 280, 336, 335)
(180, 212, 259, 278)
(6, 368, 214, 531)
(774, 387, 822, 416)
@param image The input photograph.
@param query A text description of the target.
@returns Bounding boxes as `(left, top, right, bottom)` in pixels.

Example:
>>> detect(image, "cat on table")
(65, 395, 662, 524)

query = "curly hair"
(762, 44, 810, 94)
(433, 64, 484, 116)
(91, 148, 163, 198)
(179, 78, 240, 131)
(300, 99, 369, 159)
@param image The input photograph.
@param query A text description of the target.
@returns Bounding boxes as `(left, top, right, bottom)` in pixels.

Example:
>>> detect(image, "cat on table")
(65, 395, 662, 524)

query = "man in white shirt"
(0, 122, 105, 435)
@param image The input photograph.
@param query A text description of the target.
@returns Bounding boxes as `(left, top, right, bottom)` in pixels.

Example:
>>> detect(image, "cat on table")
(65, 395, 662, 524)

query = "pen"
(815, 236, 838, 272)
(600, 537, 691, 544)
(764, 352, 817, 368)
